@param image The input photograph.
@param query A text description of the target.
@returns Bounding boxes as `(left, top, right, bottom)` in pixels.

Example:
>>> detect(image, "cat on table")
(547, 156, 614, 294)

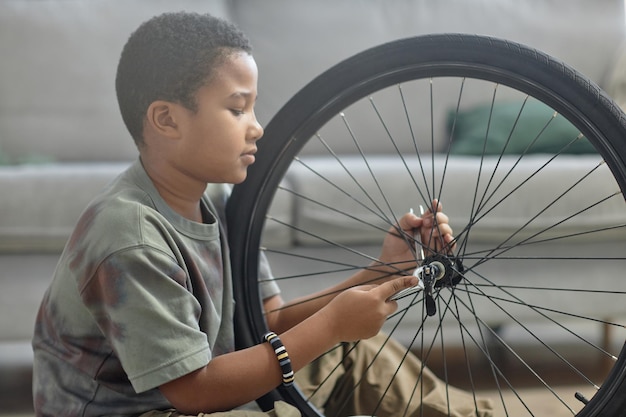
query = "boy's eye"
(230, 109, 244, 116)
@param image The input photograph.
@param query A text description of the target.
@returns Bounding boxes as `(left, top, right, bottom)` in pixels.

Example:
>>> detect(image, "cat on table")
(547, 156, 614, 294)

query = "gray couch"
(2, 0, 625, 414)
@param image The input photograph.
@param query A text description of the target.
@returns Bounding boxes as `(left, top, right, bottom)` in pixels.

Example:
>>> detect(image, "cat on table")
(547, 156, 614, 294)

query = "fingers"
(419, 200, 456, 253)
(390, 200, 456, 254)
(375, 275, 419, 301)
(395, 200, 446, 231)
(422, 212, 452, 231)
(397, 212, 422, 234)
(423, 234, 456, 254)
(424, 198, 442, 215)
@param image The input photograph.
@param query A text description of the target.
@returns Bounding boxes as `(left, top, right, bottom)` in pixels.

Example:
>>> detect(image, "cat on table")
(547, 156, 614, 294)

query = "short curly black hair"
(115, 11, 252, 146)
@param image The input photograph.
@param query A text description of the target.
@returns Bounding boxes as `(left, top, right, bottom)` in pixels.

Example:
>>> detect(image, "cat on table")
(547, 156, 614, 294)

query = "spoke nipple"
(575, 392, 590, 405)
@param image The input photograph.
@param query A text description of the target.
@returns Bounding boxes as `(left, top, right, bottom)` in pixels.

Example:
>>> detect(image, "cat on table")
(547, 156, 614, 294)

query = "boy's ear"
(145, 100, 183, 138)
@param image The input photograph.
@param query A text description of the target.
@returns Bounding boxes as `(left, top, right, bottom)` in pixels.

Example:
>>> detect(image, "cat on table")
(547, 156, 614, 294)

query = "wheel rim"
(228, 35, 626, 417)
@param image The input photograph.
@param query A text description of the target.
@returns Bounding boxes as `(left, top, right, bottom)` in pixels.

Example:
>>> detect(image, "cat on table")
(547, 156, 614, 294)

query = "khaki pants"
(141, 334, 492, 417)
(296, 334, 492, 417)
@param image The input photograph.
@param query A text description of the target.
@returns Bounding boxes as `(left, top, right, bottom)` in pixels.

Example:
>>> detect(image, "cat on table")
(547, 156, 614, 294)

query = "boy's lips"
(241, 148, 257, 164)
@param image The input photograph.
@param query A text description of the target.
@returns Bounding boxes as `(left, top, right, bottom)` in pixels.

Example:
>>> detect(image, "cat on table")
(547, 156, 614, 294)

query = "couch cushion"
(0, 161, 296, 252)
(285, 155, 625, 245)
(0, 163, 129, 252)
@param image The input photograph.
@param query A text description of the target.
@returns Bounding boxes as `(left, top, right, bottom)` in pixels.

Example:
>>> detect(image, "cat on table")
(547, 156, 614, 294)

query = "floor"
(1, 330, 614, 416)
(0, 341, 611, 417)
(0, 383, 599, 417)
(479, 385, 592, 416)
(422, 343, 605, 417)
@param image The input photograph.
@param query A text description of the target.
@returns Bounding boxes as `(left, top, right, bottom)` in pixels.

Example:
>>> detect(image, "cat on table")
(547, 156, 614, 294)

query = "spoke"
(500, 223, 626, 247)
(303, 344, 347, 404)
(442, 78, 471, 259)
(368, 93, 452, 253)
(455, 280, 512, 415)
(445, 290, 536, 414)
(261, 247, 370, 274)
(458, 195, 623, 273)
(263, 266, 362, 281)
(459, 158, 608, 259)
(397, 291, 456, 417)
(458, 285, 625, 333)
(291, 153, 392, 226)
(472, 105, 578, 221)
(475, 181, 617, 268)
(435, 296, 454, 417)
(452, 283, 621, 360)
(274, 185, 390, 235)
(340, 112, 404, 231)
(456, 250, 624, 263)
(448, 290, 483, 415)
(264, 215, 412, 275)
(454, 149, 598, 250)
(472, 96, 531, 227)
(453, 280, 602, 388)
(441, 294, 577, 414)
(372, 319, 431, 417)
(398, 83, 434, 207)
(437, 78, 466, 209)
(429, 78, 436, 209)
(454, 99, 594, 243)
(260, 249, 406, 282)
(456, 227, 626, 267)
(473, 283, 626, 295)
(369, 92, 430, 208)
(464, 84, 500, 256)
(329, 313, 430, 416)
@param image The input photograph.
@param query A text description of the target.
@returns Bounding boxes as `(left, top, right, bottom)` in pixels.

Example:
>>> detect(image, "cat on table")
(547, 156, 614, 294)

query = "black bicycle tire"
(227, 33, 626, 416)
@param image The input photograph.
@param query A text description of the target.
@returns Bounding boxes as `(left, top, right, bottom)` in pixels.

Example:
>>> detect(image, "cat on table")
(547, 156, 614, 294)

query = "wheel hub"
(421, 254, 464, 316)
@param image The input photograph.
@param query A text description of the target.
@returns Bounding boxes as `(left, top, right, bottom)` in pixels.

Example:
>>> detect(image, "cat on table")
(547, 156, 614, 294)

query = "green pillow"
(448, 100, 597, 155)
(0, 142, 55, 165)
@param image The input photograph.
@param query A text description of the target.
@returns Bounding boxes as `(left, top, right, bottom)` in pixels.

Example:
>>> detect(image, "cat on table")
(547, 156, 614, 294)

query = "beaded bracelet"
(262, 331, 295, 387)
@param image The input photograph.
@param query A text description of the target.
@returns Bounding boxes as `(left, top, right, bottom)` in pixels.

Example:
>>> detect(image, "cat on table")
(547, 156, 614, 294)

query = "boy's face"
(174, 52, 263, 184)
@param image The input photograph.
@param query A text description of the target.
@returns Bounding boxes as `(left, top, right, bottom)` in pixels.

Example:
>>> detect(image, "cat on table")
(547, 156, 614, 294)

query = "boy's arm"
(263, 264, 394, 334)
(159, 276, 417, 414)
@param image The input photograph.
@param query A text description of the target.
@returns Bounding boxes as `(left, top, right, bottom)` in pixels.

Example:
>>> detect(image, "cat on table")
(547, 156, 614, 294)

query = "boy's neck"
(163, 195, 204, 223)
(141, 157, 206, 223)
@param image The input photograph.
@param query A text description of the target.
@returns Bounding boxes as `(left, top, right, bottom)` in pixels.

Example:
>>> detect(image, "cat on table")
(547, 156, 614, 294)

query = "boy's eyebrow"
(230, 91, 252, 98)
(229, 91, 258, 102)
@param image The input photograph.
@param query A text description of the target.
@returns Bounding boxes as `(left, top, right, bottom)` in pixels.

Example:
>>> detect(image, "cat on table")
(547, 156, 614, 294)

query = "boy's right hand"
(321, 276, 418, 343)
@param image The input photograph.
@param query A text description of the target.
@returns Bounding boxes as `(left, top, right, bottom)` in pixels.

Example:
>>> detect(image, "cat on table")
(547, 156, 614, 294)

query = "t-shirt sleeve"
(80, 246, 211, 393)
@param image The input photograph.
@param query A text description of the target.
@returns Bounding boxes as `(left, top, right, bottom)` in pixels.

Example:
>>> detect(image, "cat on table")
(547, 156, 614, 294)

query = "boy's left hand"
(376, 199, 456, 277)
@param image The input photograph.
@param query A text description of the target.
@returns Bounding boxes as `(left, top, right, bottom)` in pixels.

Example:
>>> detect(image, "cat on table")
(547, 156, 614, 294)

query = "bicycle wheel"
(227, 34, 626, 416)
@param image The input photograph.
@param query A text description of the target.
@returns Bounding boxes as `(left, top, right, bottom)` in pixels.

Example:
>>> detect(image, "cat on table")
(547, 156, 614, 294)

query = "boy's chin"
(231, 171, 248, 184)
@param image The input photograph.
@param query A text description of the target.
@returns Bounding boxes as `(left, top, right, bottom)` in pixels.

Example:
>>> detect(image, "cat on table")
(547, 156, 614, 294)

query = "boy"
(32, 11, 490, 417)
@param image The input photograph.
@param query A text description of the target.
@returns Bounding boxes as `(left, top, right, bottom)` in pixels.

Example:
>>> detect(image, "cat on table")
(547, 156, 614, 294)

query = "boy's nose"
(249, 116, 264, 141)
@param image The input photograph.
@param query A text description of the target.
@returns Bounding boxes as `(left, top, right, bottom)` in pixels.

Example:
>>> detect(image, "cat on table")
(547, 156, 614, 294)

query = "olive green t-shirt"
(32, 160, 280, 416)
